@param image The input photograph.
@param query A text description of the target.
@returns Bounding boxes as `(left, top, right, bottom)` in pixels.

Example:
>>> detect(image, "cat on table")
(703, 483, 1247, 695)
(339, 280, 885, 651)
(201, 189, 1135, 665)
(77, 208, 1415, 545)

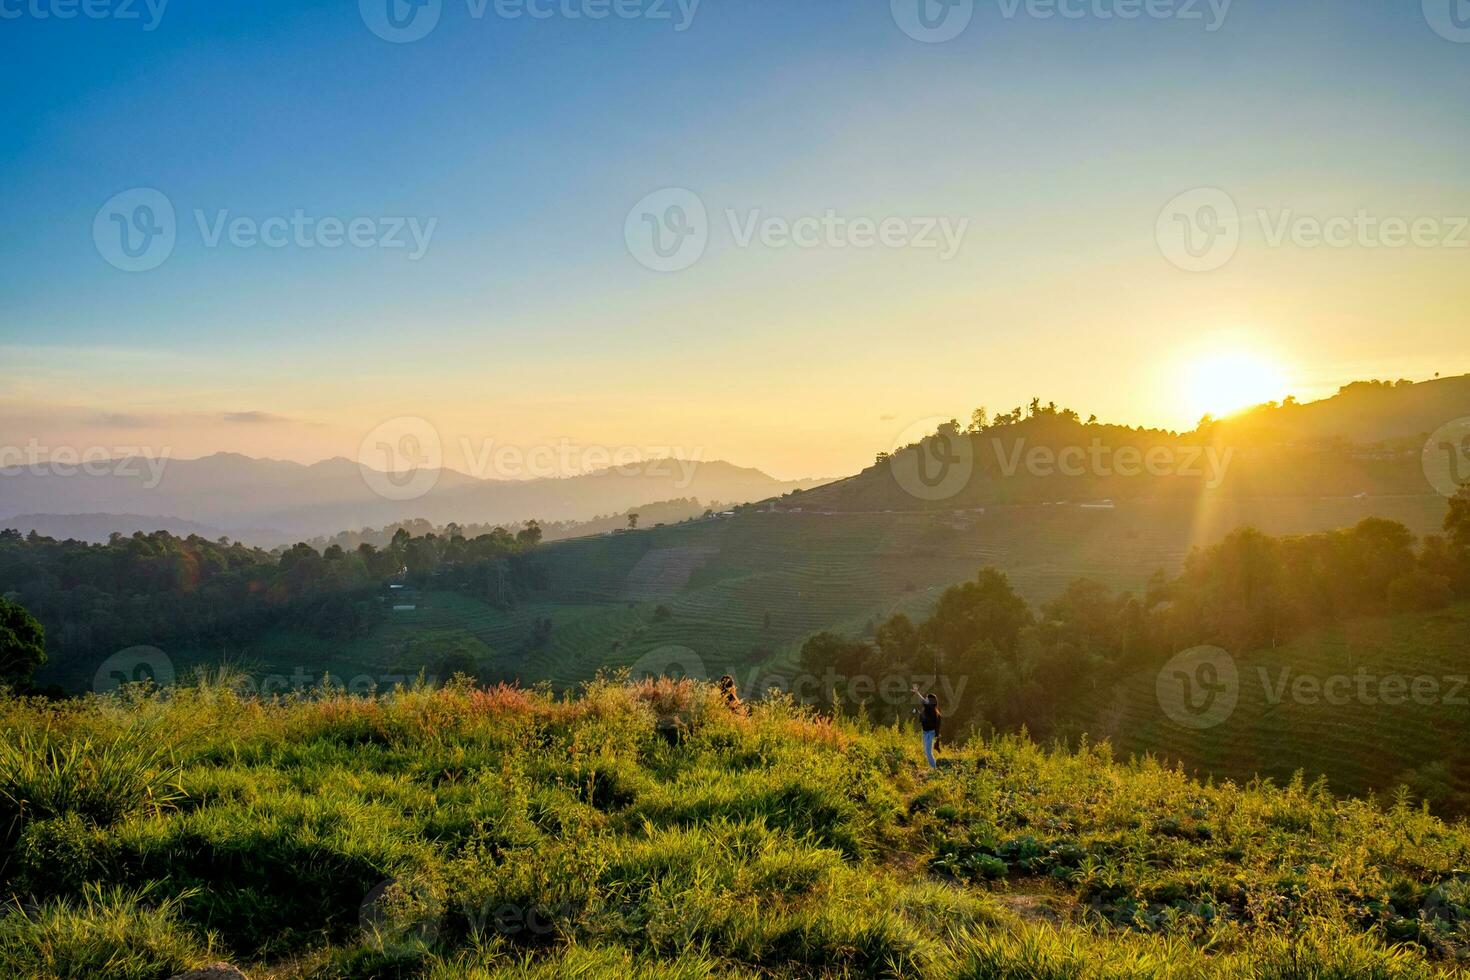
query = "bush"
(0, 884, 214, 980)
(0, 730, 183, 862)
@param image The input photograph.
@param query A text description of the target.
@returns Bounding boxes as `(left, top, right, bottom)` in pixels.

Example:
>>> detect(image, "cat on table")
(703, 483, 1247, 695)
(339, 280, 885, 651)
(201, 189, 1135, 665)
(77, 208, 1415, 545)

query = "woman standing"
(911, 685, 941, 769)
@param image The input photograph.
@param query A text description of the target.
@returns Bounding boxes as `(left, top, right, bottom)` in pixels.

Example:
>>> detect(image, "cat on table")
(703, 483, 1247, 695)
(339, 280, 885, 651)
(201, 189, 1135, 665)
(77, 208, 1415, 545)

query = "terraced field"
(1095, 601, 1470, 809)
(169, 492, 1450, 697)
(517, 493, 1450, 685)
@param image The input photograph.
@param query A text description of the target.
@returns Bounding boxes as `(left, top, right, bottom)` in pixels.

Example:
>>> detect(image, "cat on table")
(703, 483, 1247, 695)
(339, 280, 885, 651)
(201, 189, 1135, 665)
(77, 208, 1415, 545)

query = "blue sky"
(2, 0, 1468, 477)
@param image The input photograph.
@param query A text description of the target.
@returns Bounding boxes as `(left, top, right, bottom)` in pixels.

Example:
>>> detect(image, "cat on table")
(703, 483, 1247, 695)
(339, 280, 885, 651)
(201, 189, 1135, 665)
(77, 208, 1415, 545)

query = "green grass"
(2, 677, 1470, 978)
(0, 883, 216, 980)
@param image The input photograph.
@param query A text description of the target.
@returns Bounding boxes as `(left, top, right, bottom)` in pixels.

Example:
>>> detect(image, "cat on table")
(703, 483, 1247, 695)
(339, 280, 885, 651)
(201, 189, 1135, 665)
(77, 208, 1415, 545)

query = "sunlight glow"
(1183, 351, 1288, 422)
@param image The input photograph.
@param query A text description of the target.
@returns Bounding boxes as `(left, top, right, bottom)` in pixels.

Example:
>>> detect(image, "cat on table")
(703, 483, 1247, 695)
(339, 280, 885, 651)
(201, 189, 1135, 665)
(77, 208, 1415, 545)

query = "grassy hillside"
(2, 678, 1469, 978)
(163, 494, 1451, 694)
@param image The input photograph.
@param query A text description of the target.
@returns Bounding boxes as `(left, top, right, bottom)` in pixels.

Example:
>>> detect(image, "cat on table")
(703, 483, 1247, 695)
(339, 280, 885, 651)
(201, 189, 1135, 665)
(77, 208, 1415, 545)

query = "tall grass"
(0, 883, 214, 980)
(0, 676, 1466, 978)
(0, 730, 184, 826)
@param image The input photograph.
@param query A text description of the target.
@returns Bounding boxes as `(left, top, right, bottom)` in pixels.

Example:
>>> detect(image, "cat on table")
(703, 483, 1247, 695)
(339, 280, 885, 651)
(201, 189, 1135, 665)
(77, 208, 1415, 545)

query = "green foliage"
(0, 728, 184, 868)
(403, 629, 497, 682)
(0, 526, 538, 690)
(0, 595, 45, 689)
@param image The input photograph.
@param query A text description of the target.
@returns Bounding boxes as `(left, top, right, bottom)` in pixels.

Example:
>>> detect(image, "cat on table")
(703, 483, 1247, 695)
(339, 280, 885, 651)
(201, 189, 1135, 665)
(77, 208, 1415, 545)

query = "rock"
(169, 965, 249, 980)
(654, 716, 687, 745)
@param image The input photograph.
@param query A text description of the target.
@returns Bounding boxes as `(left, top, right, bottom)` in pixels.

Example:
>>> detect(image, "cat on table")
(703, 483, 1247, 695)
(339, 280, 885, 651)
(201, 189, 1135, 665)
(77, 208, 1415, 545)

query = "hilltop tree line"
(852, 391, 1440, 514)
(0, 522, 544, 691)
(303, 497, 723, 551)
(802, 489, 1470, 738)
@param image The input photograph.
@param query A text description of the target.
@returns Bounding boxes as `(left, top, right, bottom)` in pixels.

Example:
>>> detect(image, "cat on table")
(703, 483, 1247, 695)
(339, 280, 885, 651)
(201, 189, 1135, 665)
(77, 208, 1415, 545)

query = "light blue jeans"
(922, 730, 938, 769)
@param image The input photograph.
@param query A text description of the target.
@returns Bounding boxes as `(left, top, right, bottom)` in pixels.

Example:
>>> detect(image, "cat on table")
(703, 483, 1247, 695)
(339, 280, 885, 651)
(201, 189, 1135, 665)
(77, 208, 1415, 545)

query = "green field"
(173, 493, 1453, 695)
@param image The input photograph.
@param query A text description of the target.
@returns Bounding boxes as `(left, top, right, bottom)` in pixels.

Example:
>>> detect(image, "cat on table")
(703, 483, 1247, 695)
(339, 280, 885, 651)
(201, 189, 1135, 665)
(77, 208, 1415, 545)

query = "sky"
(2, 0, 1468, 480)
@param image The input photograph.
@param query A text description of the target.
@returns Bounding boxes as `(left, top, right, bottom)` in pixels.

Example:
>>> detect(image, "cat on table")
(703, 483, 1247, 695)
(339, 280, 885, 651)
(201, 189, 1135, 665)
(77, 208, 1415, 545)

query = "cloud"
(87, 412, 153, 428)
(220, 411, 287, 424)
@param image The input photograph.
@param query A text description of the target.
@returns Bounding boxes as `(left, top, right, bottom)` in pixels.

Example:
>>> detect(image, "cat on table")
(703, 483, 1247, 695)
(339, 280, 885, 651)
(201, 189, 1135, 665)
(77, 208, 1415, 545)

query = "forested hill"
(0, 524, 544, 694)
(791, 374, 1469, 513)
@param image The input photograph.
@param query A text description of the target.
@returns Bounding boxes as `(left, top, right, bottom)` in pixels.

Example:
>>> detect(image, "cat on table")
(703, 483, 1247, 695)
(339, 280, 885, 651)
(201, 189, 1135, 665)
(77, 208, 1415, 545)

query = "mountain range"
(0, 455, 829, 546)
(4, 373, 1464, 545)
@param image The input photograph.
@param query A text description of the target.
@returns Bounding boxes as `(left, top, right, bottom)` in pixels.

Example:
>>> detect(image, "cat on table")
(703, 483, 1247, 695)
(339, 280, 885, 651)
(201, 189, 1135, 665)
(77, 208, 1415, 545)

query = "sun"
(1183, 351, 1287, 422)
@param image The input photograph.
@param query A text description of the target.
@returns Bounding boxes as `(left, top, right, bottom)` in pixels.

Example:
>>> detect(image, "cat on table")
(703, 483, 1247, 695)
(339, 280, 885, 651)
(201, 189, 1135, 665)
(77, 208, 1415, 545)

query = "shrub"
(0, 884, 214, 980)
(0, 729, 183, 862)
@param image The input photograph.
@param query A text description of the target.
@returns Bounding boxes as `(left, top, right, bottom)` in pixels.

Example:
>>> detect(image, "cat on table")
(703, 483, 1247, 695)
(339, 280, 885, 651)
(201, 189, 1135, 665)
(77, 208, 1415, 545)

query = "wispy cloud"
(87, 413, 153, 428)
(220, 411, 288, 425)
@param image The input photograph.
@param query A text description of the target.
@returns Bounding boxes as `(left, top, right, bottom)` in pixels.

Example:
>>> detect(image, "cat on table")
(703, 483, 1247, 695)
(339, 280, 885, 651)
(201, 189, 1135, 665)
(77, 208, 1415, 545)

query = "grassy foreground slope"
(3, 679, 1470, 978)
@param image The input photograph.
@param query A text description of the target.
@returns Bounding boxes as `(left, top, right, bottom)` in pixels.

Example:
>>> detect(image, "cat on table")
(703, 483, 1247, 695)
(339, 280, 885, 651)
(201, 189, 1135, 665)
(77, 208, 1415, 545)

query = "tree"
(924, 567, 1033, 663)
(1447, 487, 1470, 554)
(797, 631, 874, 712)
(1440, 489, 1470, 596)
(404, 629, 493, 683)
(628, 513, 640, 530)
(0, 596, 45, 689)
(516, 521, 543, 548)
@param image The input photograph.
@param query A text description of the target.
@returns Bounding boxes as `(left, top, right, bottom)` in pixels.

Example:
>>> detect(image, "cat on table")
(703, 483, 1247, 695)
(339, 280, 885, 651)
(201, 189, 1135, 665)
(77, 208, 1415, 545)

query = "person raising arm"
(911, 685, 941, 770)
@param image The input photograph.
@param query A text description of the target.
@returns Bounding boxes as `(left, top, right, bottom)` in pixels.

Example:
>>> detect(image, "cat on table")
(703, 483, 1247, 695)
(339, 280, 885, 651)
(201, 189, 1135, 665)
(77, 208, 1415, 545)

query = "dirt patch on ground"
(993, 889, 1070, 924)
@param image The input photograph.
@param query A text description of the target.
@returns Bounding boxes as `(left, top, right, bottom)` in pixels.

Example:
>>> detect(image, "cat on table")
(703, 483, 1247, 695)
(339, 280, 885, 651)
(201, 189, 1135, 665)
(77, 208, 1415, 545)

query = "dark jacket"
(920, 702, 941, 734)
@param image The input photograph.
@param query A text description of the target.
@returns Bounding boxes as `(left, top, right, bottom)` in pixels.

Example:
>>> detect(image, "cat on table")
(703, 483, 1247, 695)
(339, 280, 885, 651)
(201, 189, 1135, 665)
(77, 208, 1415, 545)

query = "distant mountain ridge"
(0, 455, 830, 545)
